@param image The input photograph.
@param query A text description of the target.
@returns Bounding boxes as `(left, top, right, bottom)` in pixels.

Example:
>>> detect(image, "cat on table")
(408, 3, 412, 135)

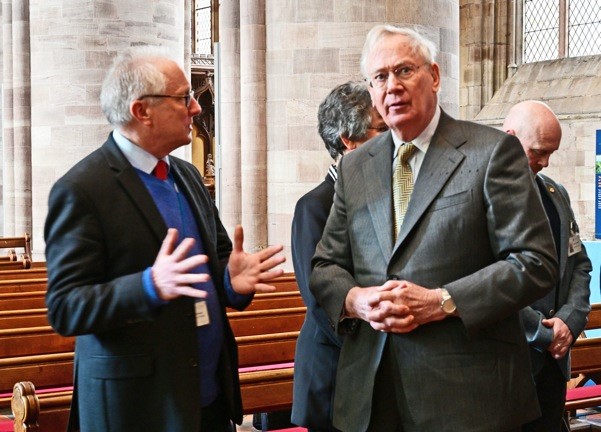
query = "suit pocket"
(89, 354, 154, 379)
(429, 190, 472, 212)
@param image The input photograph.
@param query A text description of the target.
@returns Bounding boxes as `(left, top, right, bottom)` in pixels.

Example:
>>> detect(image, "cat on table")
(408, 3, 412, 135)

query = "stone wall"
(27, 0, 185, 256)
(475, 56, 601, 240)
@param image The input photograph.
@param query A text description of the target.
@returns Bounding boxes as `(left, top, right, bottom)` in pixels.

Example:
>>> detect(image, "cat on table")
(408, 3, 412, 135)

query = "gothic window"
(523, 0, 600, 63)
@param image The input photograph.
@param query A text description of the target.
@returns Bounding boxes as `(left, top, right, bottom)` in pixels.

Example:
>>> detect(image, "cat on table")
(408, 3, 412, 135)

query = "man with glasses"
(44, 46, 285, 432)
(310, 25, 558, 431)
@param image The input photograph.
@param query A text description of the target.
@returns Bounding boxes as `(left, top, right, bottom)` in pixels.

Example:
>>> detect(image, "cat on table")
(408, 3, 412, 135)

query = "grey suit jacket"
(310, 111, 558, 431)
(521, 174, 592, 379)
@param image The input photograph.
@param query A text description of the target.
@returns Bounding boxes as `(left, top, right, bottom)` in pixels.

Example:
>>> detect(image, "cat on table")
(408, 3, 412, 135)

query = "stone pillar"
(2, 0, 15, 237)
(460, 0, 511, 120)
(29, 0, 185, 256)
(2, 0, 32, 238)
(239, 0, 266, 251)
(217, 0, 242, 234)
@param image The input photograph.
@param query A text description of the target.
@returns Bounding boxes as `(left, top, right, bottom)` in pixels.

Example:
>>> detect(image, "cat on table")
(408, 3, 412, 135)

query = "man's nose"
(189, 96, 202, 116)
(386, 74, 405, 92)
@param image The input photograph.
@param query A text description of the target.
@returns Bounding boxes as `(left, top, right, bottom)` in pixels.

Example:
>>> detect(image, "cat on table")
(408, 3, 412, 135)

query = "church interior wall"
(0, 1, 598, 269)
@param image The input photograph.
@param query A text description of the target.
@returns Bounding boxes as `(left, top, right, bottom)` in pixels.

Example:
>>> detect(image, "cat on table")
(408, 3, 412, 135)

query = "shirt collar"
(112, 129, 169, 175)
(391, 105, 441, 154)
(328, 164, 338, 182)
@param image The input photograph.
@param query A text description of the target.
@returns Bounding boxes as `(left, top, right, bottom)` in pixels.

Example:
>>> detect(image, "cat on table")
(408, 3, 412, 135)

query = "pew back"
(4, 272, 304, 431)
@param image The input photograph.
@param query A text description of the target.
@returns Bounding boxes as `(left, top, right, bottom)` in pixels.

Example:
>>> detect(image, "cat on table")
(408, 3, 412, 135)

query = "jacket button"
(549, 309, 555, 317)
(190, 359, 198, 367)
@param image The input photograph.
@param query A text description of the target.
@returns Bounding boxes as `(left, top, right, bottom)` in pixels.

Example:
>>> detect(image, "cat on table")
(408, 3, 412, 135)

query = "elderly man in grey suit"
(310, 25, 558, 432)
(504, 100, 592, 432)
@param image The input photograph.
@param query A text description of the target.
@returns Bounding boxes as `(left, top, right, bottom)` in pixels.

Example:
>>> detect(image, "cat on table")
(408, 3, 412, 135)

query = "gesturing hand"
(151, 228, 210, 301)
(228, 225, 286, 295)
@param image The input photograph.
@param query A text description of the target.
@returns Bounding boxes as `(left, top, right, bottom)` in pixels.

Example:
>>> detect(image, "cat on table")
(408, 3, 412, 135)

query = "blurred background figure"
(504, 100, 592, 432)
(290, 81, 386, 432)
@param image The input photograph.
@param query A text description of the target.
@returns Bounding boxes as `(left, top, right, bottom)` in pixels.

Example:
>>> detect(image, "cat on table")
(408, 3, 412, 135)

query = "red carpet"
(0, 417, 13, 432)
(272, 429, 307, 432)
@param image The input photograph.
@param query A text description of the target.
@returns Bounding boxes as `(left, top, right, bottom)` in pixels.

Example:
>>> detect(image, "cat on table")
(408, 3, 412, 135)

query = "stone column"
(217, 0, 242, 234)
(239, 0, 266, 251)
(2, 0, 15, 237)
(29, 0, 185, 256)
(460, 0, 511, 120)
(2, 0, 32, 238)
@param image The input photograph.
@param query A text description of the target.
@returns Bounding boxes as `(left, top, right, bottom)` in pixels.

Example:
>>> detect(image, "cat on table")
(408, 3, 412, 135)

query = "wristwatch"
(440, 288, 457, 315)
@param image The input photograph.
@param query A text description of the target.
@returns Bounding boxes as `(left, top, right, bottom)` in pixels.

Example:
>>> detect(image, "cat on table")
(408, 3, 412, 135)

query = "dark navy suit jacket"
(291, 172, 343, 431)
(45, 134, 245, 432)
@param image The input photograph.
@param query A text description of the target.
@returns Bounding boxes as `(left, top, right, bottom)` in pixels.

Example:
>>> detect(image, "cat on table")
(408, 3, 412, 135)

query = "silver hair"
(100, 46, 176, 127)
(317, 81, 374, 160)
(360, 25, 438, 78)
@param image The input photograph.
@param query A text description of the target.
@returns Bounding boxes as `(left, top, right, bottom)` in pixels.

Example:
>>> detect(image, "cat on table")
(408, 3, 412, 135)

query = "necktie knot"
(397, 142, 416, 166)
(153, 160, 169, 181)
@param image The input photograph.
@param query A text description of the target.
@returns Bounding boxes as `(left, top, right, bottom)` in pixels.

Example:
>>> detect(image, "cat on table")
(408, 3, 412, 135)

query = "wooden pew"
(0, 257, 32, 270)
(5, 273, 303, 431)
(11, 381, 40, 432)
(565, 303, 601, 418)
(0, 235, 32, 259)
(0, 277, 48, 293)
(0, 292, 47, 309)
(0, 267, 47, 281)
(0, 309, 48, 330)
(0, 249, 17, 262)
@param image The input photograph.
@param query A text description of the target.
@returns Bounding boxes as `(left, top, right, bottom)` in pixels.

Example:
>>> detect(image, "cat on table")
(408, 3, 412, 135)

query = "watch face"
(442, 298, 456, 314)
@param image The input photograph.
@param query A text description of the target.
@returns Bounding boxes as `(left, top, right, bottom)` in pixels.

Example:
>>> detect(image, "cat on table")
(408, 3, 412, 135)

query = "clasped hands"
(544, 317, 573, 359)
(151, 226, 285, 301)
(345, 280, 447, 333)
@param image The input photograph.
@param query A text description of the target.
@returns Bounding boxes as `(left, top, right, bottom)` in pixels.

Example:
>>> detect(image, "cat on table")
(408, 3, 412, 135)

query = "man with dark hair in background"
(291, 81, 386, 432)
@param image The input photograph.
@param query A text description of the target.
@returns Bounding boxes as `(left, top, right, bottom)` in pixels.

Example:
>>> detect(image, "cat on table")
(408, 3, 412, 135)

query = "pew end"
(565, 303, 601, 423)
(11, 381, 40, 432)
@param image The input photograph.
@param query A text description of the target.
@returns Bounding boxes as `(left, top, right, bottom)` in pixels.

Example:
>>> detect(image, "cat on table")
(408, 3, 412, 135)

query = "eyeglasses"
(139, 90, 195, 107)
(368, 63, 425, 90)
(368, 125, 389, 133)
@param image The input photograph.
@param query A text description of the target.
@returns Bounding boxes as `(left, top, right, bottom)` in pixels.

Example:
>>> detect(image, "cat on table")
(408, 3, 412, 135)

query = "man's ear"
(340, 136, 356, 151)
(130, 100, 153, 126)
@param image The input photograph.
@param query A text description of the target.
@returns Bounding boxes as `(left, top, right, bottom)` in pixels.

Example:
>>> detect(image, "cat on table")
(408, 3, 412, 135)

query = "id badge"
(195, 300, 210, 327)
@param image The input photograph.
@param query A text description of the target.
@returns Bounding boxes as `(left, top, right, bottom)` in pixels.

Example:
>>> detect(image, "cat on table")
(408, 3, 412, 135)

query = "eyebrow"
(370, 61, 416, 74)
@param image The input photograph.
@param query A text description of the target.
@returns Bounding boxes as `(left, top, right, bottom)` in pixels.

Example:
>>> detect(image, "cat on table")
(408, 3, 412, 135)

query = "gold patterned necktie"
(393, 143, 416, 239)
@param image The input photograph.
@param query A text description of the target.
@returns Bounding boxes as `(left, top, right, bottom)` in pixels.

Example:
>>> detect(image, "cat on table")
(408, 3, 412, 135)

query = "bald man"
(504, 100, 592, 432)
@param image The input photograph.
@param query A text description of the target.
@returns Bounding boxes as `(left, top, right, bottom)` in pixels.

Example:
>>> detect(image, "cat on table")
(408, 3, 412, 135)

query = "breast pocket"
(428, 190, 472, 212)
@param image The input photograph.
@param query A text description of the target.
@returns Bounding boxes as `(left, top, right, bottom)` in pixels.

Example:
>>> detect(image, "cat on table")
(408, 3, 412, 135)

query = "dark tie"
(152, 160, 169, 180)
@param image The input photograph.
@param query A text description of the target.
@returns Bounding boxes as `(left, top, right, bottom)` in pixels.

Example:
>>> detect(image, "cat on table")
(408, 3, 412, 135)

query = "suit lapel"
(537, 175, 568, 280)
(101, 137, 167, 243)
(393, 112, 467, 252)
(363, 133, 395, 260)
